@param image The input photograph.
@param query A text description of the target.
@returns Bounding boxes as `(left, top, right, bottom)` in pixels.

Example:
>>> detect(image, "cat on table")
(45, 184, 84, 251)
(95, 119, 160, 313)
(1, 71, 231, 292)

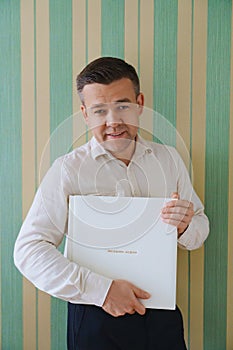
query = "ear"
(81, 105, 89, 125)
(136, 93, 144, 107)
(136, 93, 144, 116)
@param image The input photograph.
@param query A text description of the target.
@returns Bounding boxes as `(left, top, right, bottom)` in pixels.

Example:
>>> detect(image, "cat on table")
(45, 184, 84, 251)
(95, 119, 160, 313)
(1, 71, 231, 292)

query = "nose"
(105, 108, 123, 127)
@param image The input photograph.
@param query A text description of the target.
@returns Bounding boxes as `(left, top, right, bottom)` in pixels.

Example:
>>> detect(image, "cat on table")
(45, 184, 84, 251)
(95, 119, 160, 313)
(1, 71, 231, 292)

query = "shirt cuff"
(177, 221, 194, 249)
(79, 271, 113, 307)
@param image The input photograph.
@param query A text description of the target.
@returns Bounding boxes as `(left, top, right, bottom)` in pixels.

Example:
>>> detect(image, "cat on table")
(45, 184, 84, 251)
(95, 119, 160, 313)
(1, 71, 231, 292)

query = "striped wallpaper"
(0, 0, 232, 349)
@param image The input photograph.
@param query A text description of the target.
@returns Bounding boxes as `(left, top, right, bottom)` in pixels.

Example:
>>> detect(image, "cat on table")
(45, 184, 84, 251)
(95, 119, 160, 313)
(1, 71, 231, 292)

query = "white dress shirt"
(14, 136, 209, 306)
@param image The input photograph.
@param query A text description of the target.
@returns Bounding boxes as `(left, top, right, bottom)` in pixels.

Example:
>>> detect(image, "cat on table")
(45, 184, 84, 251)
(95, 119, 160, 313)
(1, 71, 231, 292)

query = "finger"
(127, 309, 136, 315)
(162, 212, 186, 220)
(164, 200, 193, 209)
(102, 305, 122, 317)
(162, 212, 193, 229)
(162, 205, 194, 222)
(162, 216, 188, 226)
(132, 287, 150, 315)
(163, 206, 193, 218)
(162, 206, 191, 215)
(133, 286, 150, 300)
(162, 210, 194, 221)
(171, 192, 180, 200)
(133, 299, 146, 315)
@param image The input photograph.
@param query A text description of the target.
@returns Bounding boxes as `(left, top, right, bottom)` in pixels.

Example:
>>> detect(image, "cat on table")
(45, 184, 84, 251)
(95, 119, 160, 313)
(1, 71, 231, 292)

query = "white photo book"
(65, 195, 177, 310)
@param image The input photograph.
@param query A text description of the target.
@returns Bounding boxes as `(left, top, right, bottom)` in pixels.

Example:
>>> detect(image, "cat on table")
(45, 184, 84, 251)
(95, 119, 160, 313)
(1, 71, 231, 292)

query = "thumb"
(171, 192, 180, 200)
(133, 286, 150, 299)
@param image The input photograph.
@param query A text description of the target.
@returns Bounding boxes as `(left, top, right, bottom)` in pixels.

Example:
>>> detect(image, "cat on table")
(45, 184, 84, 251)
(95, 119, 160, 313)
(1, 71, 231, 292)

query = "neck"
(111, 138, 136, 166)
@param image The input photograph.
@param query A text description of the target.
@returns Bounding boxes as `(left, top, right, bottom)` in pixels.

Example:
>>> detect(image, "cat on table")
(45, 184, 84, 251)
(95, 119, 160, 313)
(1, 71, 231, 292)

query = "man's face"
(81, 78, 144, 160)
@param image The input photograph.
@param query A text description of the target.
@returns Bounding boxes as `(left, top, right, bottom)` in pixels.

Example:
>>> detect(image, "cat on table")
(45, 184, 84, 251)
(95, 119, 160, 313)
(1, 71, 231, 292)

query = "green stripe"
(49, 0, 73, 163)
(49, 1, 73, 349)
(101, 0, 125, 58)
(0, 1, 23, 349)
(204, 1, 232, 349)
(153, 0, 178, 146)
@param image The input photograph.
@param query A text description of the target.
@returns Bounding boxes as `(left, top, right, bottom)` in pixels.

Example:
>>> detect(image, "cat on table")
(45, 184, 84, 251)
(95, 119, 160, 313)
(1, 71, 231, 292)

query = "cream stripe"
(124, 0, 139, 72)
(125, 1, 148, 140)
(36, 0, 51, 181)
(37, 292, 50, 350)
(22, 280, 37, 350)
(35, 1, 51, 349)
(176, 0, 192, 168)
(87, 0, 101, 141)
(191, 1, 207, 199)
(73, 0, 87, 149)
(227, 4, 233, 349)
(20, 0, 37, 349)
(87, 0, 101, 62)
(139, 0, 154, 141)
(176, 0, 192, 345)
(190, 1, 208, 349)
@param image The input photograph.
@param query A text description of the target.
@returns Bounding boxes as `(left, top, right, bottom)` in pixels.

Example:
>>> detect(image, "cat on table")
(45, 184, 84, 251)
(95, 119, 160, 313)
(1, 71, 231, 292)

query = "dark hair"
(76, 57, 140, 103)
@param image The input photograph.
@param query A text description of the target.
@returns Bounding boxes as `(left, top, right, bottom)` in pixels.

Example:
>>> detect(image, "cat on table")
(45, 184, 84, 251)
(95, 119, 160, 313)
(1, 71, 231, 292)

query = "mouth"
(105, 131, 127, 139)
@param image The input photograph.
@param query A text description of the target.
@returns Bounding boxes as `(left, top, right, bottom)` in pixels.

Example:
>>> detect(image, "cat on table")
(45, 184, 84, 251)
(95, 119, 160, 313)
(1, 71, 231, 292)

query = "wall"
(0, 0, 232, 349)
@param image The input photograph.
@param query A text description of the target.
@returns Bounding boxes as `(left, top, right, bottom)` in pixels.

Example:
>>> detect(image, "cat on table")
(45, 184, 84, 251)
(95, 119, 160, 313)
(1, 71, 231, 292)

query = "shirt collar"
(90, 137, 109, 160)
(132, 135, 153, 160)
(90, 135, 153, 161)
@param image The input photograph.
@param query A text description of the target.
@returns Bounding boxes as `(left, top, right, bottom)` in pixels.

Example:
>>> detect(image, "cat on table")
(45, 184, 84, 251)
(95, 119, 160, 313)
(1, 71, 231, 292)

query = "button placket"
(126, 162, 141, 197)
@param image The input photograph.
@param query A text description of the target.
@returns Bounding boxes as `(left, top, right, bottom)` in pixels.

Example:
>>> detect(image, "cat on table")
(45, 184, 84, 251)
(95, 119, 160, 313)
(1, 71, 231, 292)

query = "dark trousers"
(67, 303, 187, 350)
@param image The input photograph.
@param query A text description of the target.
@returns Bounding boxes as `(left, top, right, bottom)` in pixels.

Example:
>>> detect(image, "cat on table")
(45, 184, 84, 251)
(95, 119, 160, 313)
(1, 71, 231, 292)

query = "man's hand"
(102, 279, 150, 317)
(161, 192, 194, 237)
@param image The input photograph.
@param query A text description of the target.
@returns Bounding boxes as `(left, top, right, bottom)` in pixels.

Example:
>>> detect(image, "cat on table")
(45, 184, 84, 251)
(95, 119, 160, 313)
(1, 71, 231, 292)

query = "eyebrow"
(90, 98, 132, 109)
(90, 103, 107, 110)
(114, 98, 131, 103)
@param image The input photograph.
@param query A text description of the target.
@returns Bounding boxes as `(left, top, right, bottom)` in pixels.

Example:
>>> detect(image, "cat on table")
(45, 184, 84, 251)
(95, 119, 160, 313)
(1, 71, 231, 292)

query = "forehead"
(81, 78, 136, 107)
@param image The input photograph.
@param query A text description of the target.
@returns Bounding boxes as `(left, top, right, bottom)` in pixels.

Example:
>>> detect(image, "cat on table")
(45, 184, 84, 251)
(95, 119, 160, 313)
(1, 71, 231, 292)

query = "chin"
(103, 138, 132, 153)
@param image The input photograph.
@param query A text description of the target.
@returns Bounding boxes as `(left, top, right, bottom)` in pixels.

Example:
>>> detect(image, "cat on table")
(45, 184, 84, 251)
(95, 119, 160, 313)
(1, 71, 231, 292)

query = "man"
(14, 57, 209, 349)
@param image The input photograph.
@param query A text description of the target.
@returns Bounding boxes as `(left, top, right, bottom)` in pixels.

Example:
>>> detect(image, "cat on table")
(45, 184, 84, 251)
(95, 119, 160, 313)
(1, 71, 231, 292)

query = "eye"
(93, 108, 108, 116)
(117, 103, 130, 111)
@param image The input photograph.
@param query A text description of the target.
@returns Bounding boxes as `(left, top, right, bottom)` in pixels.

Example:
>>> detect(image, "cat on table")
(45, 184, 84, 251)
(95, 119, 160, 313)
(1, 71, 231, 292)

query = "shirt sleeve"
(13, 158, 112, 306)
(170, 148, 210, 250)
